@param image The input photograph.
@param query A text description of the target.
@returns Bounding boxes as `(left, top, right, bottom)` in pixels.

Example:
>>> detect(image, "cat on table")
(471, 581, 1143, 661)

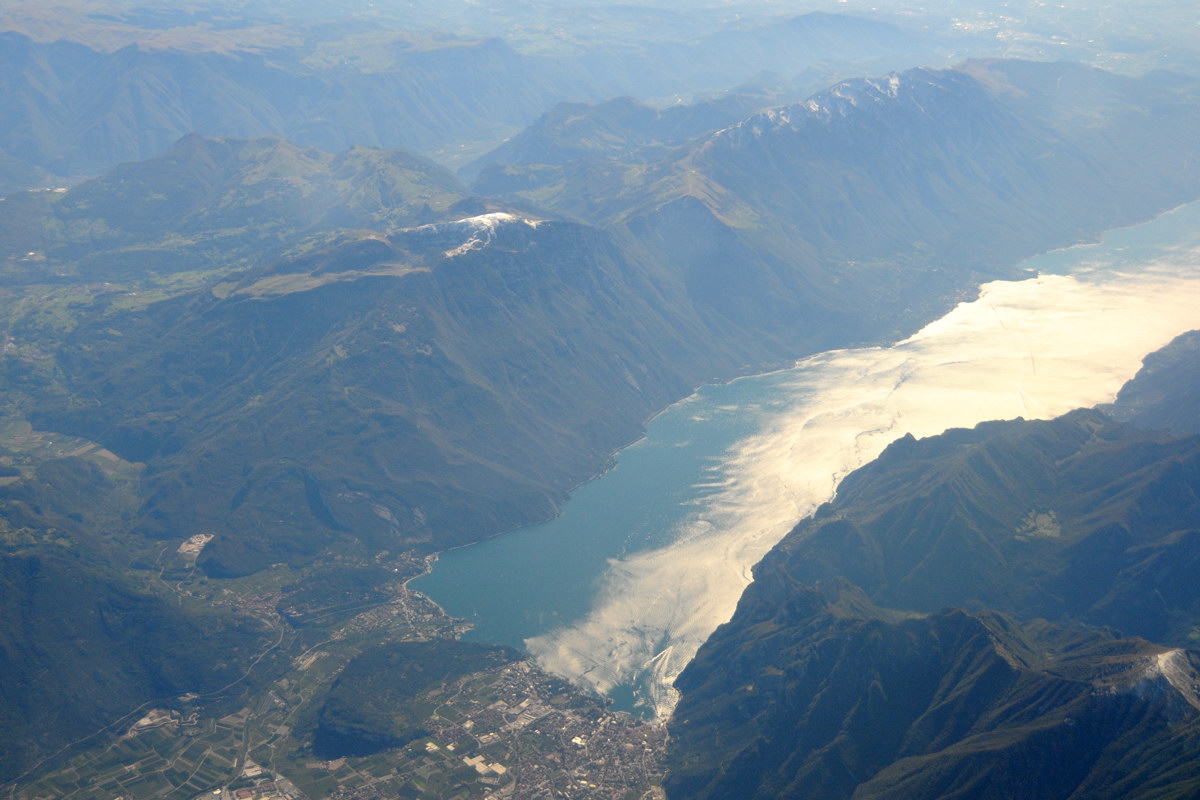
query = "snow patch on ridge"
(723, 67, 950, 142)
(403, 212, 542, 258)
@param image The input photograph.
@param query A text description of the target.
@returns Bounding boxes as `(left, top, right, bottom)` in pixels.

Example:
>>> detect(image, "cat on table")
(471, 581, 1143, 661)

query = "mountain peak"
(1122, 649, 1200, 715)
(721, 67, 969, 141)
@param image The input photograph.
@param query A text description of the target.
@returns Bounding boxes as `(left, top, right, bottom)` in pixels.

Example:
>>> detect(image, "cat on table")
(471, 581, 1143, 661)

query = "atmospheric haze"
(527, 217, 1200, 719)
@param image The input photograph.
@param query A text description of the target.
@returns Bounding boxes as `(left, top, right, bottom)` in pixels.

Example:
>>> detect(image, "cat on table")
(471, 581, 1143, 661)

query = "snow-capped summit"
(399, 212, 543, 258)
(719, 67, 976, 143)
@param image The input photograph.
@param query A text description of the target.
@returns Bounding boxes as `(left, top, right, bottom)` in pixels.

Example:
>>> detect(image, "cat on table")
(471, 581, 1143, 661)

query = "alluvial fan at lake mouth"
(416, 201, 1200, 718)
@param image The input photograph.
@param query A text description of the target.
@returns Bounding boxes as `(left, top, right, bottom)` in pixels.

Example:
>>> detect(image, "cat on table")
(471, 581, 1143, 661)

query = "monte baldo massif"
(2, 1, 1200, 798)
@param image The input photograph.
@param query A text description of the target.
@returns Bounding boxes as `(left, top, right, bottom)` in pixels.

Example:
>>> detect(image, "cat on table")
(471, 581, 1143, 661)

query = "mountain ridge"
(666, 355, 1200, 799)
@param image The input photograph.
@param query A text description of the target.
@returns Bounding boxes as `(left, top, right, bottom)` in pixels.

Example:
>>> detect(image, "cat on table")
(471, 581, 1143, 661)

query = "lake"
(413, 201, 1200, 718)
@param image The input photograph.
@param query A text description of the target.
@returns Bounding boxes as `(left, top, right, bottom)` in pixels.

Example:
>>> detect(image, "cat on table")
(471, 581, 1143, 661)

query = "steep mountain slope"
(671, 582, 1200, 800)
(1108, 330, 1200, 435)
(0, 550, 281, 784)
(477, 62, 1200, 344)
(764, 410, 1200, 643)
(0, 445, 283, 784)
(666, 364, 1200, 799)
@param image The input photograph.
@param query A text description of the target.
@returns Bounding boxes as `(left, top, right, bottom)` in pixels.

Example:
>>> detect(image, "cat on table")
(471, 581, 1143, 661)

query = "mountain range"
(0, 10, 946, 191)
(2, 18, 1200, 795)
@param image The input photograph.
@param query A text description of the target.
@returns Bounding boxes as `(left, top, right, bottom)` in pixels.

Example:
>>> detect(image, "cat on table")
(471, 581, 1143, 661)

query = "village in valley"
(12, 541, 667, 800)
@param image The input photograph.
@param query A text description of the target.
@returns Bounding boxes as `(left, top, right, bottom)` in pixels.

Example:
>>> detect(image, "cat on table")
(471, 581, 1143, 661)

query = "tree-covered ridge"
(314, 640, 520, 759)
(0, 135, 470, 283)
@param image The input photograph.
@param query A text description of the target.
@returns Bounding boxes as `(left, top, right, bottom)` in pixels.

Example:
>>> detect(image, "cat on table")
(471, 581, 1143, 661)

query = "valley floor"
(8, 551, 666, 800)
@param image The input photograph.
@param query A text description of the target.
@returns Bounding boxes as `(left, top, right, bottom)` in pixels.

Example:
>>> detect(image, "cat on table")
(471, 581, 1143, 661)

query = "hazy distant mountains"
(0, 30, 588, 182)
(0, 11, 941, 191)
(666, 332, 1200, 799)
(475, 60, 1200, 243)
(477, 60, 1200, 340)
(461, 92, 777, 184)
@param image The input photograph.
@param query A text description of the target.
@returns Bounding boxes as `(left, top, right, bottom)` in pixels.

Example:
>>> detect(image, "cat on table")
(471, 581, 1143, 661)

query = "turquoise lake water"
(412, 369, 809, 646)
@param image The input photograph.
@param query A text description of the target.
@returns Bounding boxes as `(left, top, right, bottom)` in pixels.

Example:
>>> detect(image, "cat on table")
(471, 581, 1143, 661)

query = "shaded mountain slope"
(0, 453, 283, 784)
(1108, 330, 1200, 436)
(667, 352, 1200, 799)
(0, 429, 288, 784)
(670, 582, 1200, 800)
(0, 550, 280, 783)
(762, 410, 1200, 644)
